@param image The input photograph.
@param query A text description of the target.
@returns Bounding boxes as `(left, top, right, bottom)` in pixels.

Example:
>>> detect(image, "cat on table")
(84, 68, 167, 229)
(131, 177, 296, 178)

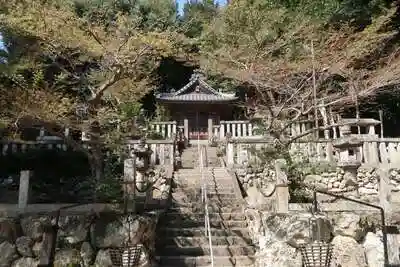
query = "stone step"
(170, 204, 243, 212)
(176, 174, 231, 178)
(164, 212, 246, 221)
(171, 195, 240, 203)
(169, 205, 243, 214)
(157, 255, 255, 267)
(177, 184, 235, 190)
(177, 174, 231, 178)
(177, 168, 228, 172)
(159, 227, 251, 238)
(205, 191, 238, 197)
(172, 192, 238, 197)
(176, 179, 233, 183)
(176, 170, 230, 174)
(177, 184, 235, 189)
(163, 236, 252, 247)
(174, 188, 237, 194)
(172, 200, 243, 207)
(162, 219, 247, 228)
(157, 245, 255, 257)
(172, 192, 239, 198)
(171, 194, 238, 200)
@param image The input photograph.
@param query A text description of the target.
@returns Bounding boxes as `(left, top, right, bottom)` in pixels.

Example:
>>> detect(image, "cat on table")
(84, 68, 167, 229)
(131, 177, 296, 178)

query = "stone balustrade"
(218, 120, 255, 138)
(150, 121, 177, 139)
(224, 137, 400, 168)
(1, 139, 177, 167)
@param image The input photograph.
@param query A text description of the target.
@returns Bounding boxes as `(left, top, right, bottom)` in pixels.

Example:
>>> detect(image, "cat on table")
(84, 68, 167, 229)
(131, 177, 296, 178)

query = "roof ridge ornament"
(190, 69, 206, 81)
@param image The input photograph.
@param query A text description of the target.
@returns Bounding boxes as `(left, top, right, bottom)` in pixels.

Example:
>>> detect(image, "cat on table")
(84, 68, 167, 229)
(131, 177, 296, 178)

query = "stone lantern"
(131, 137, 153, 195)
(333, 125, 363, 189)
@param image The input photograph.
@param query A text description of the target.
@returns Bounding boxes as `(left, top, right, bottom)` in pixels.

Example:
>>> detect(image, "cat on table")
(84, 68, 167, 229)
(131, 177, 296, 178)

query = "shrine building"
(155, 72, 238, 140)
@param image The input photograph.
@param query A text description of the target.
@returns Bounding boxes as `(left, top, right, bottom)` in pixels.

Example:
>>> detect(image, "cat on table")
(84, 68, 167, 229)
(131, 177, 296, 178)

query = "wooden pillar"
(184, 119, 189, 141)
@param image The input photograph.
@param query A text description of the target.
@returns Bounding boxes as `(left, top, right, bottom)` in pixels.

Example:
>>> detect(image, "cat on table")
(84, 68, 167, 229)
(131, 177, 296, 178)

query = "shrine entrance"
(189, 111, 208, 140)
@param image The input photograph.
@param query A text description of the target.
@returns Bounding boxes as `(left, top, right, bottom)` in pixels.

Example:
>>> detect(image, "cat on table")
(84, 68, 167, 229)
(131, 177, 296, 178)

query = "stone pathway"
(155, 146, 255, 266)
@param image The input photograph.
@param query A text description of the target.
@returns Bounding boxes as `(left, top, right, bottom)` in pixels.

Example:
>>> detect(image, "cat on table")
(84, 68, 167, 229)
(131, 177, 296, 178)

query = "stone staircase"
(155, 152, 256, 267)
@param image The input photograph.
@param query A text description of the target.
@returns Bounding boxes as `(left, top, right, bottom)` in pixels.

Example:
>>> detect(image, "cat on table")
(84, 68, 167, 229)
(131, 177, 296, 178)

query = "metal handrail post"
(198, 143, 214, 266)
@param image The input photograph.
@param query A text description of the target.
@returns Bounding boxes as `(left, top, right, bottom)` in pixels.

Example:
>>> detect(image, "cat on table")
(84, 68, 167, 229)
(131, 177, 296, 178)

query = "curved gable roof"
(156, 73, 238, 103)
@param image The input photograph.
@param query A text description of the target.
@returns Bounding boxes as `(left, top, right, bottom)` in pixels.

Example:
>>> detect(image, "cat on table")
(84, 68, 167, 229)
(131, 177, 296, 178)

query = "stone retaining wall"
(245, 208, 400, 267)
(0, 212, 160, 267)
(236, 166, 400, 203)
(0, 166, 172, 267)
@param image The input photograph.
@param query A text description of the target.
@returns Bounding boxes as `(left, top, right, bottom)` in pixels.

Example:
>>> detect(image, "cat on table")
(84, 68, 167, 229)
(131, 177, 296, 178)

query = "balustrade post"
(150, 144, 157, 165)
(367, 125, 379, 165)
(220, 122, 225, 139)
(39, 127, 45, 139)
(161, 124, 166, 138)
(274, 159, 289, 214)
(208, 118, 213, 141)
(213, 125, 220, 139)
(226, 133, 234, 166)
(18, 170, 31, 209)
(379, 142, 389, 165)
(248, 123, 253, 136)
(232, 123, 237, 137)
(167, 123, 172, 138)
(170, 135, 176, 166)
(123, 157, 136, 211)
(242, 123, 247, 137)
(172, 121, 177, 136)
(237, 123, 242, 137)
(159, 145, 165, 165)
(326, 142, 334, 162)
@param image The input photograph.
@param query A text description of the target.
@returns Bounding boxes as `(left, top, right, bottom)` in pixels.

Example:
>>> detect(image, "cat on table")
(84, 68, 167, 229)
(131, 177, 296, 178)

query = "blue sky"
(0, 34, 5, 51)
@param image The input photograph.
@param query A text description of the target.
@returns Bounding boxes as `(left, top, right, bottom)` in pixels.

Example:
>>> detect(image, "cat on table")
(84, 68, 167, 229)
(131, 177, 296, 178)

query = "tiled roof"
(157, 92, 237, 102)
(156, 73, 238, 103)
